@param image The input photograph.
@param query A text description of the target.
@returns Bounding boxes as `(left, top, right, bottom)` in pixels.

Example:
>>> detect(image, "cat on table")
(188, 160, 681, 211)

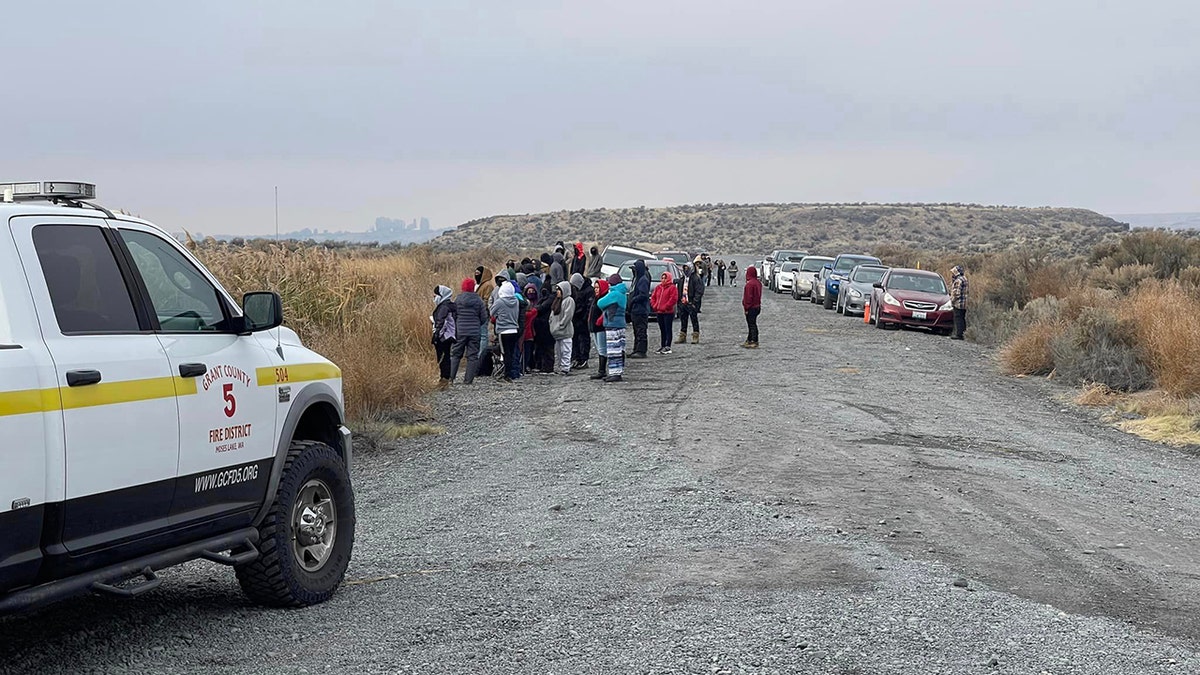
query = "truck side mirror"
(243, 291, 284, 332)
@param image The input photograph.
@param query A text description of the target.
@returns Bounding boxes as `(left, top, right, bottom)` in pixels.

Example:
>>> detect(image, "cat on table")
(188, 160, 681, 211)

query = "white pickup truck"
(0, 181, 355, 615)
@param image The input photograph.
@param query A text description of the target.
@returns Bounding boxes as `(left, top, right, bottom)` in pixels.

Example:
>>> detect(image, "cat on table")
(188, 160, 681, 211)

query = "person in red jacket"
(742, 265, 762, 348)
(650, 270, 680, 354)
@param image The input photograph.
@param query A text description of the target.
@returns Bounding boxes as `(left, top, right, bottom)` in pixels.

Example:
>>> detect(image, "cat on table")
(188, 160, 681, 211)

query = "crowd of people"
(431, 242, 767, 385)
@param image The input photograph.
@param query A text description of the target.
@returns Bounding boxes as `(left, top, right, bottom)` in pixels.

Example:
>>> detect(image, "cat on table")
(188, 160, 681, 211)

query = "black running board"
(0, 528, 260, 616)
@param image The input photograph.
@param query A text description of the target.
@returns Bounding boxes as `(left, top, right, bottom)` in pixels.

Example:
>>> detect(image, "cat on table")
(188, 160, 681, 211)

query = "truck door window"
(32, 225, 141, 334)
(119, 230, 228, 332)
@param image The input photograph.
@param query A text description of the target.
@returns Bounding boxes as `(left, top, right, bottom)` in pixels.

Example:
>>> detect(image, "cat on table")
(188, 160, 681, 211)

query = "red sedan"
(869, 268, 954, 335)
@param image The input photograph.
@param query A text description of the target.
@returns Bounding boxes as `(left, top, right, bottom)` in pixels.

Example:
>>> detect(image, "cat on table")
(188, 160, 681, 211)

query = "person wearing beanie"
(588, 279, 610, 379)
(596, 272, 628, 382)
(450, 278, 488, 383)
(742, 265, 762, 348)
(431, 285, 456, 385)
(570, 272, 594, 370)
(571, 242, 587, 277)
(650, 270, 679, 354)
(676, 262, 705, 344)
(585, 245, 604, 279)
(549, 280, 576, 375)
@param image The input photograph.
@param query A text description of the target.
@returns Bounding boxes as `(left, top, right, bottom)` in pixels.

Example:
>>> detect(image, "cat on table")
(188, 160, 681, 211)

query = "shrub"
(1049, 307, 1152, 391)
(1123, 280, 1200, 396)
(999, 321, 1064, 375)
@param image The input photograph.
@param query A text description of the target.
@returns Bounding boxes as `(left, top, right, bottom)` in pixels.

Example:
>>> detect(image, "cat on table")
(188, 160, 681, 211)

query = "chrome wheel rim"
(291, 479, 337, 572)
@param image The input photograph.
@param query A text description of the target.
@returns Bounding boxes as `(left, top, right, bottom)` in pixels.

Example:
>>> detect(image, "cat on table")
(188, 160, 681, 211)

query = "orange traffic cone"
(864, 301, 871, 324)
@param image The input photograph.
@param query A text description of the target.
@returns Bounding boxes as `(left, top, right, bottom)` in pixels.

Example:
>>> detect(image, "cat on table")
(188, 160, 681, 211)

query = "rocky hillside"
(433, 203, 1128, 255)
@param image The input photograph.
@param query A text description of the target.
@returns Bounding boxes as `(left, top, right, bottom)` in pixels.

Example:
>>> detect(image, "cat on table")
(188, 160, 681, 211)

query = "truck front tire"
(236, 440, 355, 607)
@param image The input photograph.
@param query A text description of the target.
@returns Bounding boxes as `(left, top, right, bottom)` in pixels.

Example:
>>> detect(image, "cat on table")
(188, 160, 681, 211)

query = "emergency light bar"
(0, 181, 96, 203)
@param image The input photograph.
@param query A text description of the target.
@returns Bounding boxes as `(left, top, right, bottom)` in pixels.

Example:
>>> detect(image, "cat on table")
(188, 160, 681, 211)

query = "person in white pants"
(549, 281, 576, 376)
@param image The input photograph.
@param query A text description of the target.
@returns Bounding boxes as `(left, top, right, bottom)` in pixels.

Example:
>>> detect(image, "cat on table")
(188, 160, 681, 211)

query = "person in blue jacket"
(596, 273, 628, 382)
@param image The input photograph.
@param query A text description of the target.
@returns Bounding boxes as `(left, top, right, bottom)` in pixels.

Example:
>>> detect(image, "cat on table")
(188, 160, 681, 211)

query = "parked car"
(821, 254, 882, 310)
(790, 255, 833, 300)
(600, 244, 656, 278)
(763, 249, 808, 290)
(618, 259, 680, 317)
(655, 250, 690, 264)
(869, 268, 954, 334)
(836, 264, 889, 315)
(773, 261, 803, 293)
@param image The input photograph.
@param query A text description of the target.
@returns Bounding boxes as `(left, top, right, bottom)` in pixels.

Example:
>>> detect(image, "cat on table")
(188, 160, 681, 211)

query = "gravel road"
(5, 265, 1200, 674)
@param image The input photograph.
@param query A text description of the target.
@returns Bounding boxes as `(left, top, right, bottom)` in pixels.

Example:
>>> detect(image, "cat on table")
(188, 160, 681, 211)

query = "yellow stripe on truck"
(0, 376, 198, 417)
(0, 388, 62, 417)
(256, 363, 341, 387)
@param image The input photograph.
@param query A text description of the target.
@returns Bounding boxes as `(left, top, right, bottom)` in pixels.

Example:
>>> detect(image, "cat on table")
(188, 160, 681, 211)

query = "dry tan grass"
(998, 321, 1064, 376)
(192, 241, 499, 420)
(1075, 382, 1121, 407)
(1122, 280, 1200, 397)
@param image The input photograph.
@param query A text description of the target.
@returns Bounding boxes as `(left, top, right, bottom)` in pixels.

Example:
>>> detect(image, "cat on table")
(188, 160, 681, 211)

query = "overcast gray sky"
(2, 1, 1196, 235)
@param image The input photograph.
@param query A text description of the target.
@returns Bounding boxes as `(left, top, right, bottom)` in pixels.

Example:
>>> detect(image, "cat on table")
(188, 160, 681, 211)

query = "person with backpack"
(431, 285, 456, 385)
(450, 279, 488, 384)
(549, 281, 576, 375)
(650, 269, 679, 354)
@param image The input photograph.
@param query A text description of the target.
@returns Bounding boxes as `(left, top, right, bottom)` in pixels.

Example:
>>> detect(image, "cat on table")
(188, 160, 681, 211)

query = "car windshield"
(778, 250, 807, 262)
(835, 256, 877, 272)
(888, 273, 947, 294)
(780, 262, 801, 272)
(657, 252, 688, 262)
(605, 249, 652, 268)
(801, 258, 831, 272)
(851, 267, 887, 283)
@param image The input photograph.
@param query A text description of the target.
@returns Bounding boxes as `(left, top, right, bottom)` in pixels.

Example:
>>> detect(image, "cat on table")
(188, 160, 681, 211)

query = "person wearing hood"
(476, 265, 497, 357)
(431, 285, 456, 384)
(585, 245, 604, 279)
(490, 282, 521, 381)
(742, 266, 762, 349)
(596, 273, 628, 382)
(549, 280, 576, 375)
(676, 262, 705, 344)
(571, 242, 587, 277)
(522, 284, 539, 374)
(728, 260, 739, 287)
(570, 273, 594, 370)
(511, 279, 530, 374)
(950, 265, 969, 340)
(629, 259, 652, 358)
(451, 279, 488, 383)
(534, 279, 556, 373)
(550, 250, 567, 286)
(588, 279, 610, 380)
(650, 270, 679, 354)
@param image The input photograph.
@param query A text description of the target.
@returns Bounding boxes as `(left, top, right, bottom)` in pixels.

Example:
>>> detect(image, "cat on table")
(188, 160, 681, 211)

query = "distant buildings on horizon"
(182, 215, 445, 244)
